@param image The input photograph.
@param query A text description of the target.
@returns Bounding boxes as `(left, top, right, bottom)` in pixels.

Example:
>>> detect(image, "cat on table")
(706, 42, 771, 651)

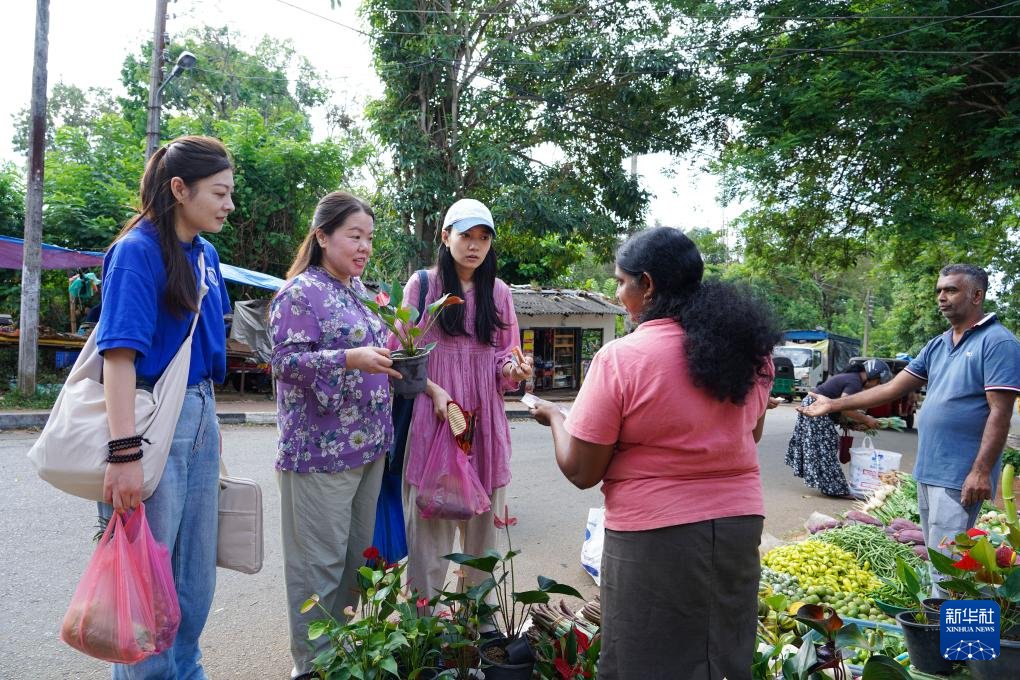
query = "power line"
(369, 5, 1020, 20)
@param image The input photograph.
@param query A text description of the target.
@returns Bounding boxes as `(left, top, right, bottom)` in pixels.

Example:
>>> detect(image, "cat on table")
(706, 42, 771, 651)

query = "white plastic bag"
(581, 507, 605, 585)
(848, 436, 902, 497)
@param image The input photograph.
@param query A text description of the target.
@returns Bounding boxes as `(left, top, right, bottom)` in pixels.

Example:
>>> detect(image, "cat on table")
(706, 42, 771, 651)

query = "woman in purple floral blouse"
(270, 191, 402, 680)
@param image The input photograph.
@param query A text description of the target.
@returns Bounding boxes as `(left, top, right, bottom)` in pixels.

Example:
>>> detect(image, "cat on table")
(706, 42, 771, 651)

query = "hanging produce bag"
(848, 436, 903, 497)
(60, 504, 180, 663)
(415, 425, 490, 520)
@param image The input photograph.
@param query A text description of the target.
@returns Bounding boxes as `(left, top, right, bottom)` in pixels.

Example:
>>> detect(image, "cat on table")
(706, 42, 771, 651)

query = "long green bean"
(813, 524, 923, 580)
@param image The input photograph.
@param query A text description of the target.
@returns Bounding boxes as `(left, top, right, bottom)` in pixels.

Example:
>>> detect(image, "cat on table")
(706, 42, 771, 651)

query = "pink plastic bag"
(60, 503, 181, 664)
(416, 427, 491, 520)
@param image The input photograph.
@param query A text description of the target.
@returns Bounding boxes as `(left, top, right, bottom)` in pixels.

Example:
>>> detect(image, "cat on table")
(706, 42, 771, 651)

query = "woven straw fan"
(447, 401, 475, 452)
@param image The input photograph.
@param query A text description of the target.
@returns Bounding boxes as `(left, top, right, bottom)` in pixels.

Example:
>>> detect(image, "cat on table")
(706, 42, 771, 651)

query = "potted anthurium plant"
(302, 548, 455, 679)
(442, 505, 584, 680)
(927, 463, 1020, 680)
(755, 603, 912, 680)
(359, 283, 463, 396)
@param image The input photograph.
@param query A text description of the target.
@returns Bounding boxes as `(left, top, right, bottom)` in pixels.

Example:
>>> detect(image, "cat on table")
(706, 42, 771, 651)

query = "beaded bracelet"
(106, 450, 144, 464)
(107, 435, 151, 454)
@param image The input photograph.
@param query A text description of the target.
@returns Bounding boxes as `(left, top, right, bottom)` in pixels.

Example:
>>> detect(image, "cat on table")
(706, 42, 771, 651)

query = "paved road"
(0, 405, 926, 679)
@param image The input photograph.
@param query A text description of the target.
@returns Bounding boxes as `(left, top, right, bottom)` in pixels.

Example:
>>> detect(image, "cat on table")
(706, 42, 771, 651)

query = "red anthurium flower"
(574, 627, 591, 653)
(997, 545, 1017, 569)
(416, 597, 429, 609)
(952, 551, 982, 571)
(363, 546, 380, 561)
(966, 527, 988, 538)
(554, 658, 574, 679)
(375, 291, 390, 306)
(493, 504, 519, 530)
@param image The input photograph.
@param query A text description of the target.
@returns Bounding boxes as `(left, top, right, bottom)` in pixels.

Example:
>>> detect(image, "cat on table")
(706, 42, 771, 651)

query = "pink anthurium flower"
(375, 291, 390, 306)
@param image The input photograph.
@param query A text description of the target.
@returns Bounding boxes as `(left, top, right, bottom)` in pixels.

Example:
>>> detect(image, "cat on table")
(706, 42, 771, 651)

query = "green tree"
(0, 163, 25, 237)
(358, 0, 706, 277)
(11, 83, 117, 154)
(119, 26, 331, 139)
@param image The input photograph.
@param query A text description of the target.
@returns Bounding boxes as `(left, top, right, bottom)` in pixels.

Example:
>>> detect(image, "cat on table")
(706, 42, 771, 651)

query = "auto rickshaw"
(771, 355, 796, 401)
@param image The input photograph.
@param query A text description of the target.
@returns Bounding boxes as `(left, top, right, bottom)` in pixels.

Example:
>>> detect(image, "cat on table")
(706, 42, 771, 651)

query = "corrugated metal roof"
(509, 285, 624, 316)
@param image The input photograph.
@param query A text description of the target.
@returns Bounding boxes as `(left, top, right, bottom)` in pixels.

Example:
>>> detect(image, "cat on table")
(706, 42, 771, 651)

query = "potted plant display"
(928, 463, 1020, 680)
(359, 284, 463, 396)
(441, 505, 584, 680)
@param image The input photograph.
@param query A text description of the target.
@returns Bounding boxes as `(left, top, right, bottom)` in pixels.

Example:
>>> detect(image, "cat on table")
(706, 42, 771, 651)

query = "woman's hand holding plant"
(346, 346, 402, 379)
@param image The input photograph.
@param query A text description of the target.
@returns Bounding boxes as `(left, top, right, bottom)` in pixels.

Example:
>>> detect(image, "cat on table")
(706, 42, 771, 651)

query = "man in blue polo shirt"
(801, 264, 1020, 594)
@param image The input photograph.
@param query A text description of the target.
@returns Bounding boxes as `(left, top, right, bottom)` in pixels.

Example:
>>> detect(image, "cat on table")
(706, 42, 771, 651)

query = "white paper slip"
(520, 393, 570, 416)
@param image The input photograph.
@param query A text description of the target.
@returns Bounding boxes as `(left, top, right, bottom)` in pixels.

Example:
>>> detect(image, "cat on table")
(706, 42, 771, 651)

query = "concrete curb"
(1, 408, 537, 431)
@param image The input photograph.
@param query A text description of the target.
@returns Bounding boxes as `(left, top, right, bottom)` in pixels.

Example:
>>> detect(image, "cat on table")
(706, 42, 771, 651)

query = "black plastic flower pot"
(966, 627, 1020, 680)
(391, 350, 430, 397)
(922, 597, 948, 615)
(479, 637, 534, 680)
(896, 610, 955, 675)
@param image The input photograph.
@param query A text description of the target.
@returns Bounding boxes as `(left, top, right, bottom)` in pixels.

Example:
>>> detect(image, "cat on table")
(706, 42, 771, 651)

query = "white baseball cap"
(443, 198, 495, 234)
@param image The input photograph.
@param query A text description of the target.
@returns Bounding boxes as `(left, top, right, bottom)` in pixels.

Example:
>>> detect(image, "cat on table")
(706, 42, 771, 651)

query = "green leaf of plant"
(969, 539, 999, 573)
(895, 556, 922, 598)
(380, 656, 400, 677)
(300, 595, 320, 614)
(860, 655, 913, 679)
(927, 550, 962, 578)
(307, 619, 330, 640)
(390, 282, 403, 310)
(443, 552, 499, 573)
(512, 590, 550, 605)
(784, 639, 817, 679)
(396, 306, 410, 324)
(999, 569, 1020, 601)
(536, 576, 583, 599)
(834, 623, 869, 652)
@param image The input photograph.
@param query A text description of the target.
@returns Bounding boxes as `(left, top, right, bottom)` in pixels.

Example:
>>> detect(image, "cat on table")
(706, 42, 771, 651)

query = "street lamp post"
(144, 50, 197, 161)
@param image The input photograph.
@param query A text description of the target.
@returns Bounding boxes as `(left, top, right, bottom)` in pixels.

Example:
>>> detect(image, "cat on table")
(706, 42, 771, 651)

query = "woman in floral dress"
(270, 191, 402, 679)
(785, 359, 891, 498)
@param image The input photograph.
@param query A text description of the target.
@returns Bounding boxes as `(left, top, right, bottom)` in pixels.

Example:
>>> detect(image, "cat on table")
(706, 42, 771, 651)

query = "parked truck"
(772, 330, 862, 397)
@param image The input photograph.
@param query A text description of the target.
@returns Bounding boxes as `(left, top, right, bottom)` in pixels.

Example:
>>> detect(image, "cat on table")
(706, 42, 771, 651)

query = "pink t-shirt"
(565, 318, 771, 532)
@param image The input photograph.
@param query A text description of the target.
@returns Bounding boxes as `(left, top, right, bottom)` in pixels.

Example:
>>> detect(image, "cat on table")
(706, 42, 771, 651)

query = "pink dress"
(396, 269, 520, 493)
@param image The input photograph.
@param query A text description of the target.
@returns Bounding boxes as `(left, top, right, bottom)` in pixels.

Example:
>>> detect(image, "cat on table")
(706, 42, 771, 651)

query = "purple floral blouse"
(270, 266, 393, 473)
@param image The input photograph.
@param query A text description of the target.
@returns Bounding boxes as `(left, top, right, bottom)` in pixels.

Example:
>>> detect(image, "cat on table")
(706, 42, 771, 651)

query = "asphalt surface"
(0, 405, 932, 678)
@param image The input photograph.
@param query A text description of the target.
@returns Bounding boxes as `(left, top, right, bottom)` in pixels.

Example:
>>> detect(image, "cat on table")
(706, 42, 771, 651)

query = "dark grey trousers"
(598, 515, 764, 680)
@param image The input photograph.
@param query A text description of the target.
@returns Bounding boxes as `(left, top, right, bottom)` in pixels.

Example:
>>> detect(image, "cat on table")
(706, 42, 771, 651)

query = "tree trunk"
(19, 0, 50, 396)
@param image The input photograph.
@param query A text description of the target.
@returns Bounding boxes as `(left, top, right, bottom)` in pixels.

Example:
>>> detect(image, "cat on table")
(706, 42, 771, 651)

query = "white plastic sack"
(581, 507, 604, 586)
(848, 436, 903, 497)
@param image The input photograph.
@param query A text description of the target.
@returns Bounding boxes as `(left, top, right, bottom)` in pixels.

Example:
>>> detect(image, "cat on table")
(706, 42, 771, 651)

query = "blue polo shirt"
(96, 220, 232, 385)
(906, 313, 1020, 490)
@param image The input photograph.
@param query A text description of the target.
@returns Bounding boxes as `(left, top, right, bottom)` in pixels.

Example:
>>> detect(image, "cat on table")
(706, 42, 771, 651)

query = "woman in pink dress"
(398, 198, 533, 604)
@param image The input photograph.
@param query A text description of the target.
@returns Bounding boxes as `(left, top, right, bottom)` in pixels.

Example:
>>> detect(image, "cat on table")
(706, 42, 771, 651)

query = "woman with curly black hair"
(530, 227, 781, 680)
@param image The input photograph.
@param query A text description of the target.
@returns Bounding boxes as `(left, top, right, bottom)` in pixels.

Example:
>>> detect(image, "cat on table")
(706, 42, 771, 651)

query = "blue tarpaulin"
(0, 235, 284, 291)
(219, 263, 285, 291)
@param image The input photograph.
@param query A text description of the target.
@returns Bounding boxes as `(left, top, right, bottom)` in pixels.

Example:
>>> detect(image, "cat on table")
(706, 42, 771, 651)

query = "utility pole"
(145, 0, 170, 161)
(862, 288, 873, 356)
(18, 0, 50, 395)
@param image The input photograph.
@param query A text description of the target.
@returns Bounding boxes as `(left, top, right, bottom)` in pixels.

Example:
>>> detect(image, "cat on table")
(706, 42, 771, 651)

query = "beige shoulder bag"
(217, 458, 263, 574)
(27, 251, 209, 502)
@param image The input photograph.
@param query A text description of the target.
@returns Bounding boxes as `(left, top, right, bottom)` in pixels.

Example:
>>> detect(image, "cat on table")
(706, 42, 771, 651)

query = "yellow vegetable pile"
(762, 541, 882, 594)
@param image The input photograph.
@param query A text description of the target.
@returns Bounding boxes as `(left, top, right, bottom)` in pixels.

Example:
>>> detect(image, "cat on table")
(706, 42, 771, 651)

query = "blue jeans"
(99, 381, 220, 680)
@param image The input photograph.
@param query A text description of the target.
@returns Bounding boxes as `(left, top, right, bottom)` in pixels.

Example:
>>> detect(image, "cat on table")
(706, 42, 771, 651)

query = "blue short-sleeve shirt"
(905, 313, 1020, 490)
(96, 220, 232, 385)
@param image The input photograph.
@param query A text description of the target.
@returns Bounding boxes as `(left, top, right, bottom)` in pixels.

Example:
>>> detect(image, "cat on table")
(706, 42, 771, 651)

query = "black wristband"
(107, 450, 144, 464)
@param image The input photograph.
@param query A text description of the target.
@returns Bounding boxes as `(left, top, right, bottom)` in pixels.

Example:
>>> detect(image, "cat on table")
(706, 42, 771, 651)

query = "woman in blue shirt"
(97, 135, 234, 680)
